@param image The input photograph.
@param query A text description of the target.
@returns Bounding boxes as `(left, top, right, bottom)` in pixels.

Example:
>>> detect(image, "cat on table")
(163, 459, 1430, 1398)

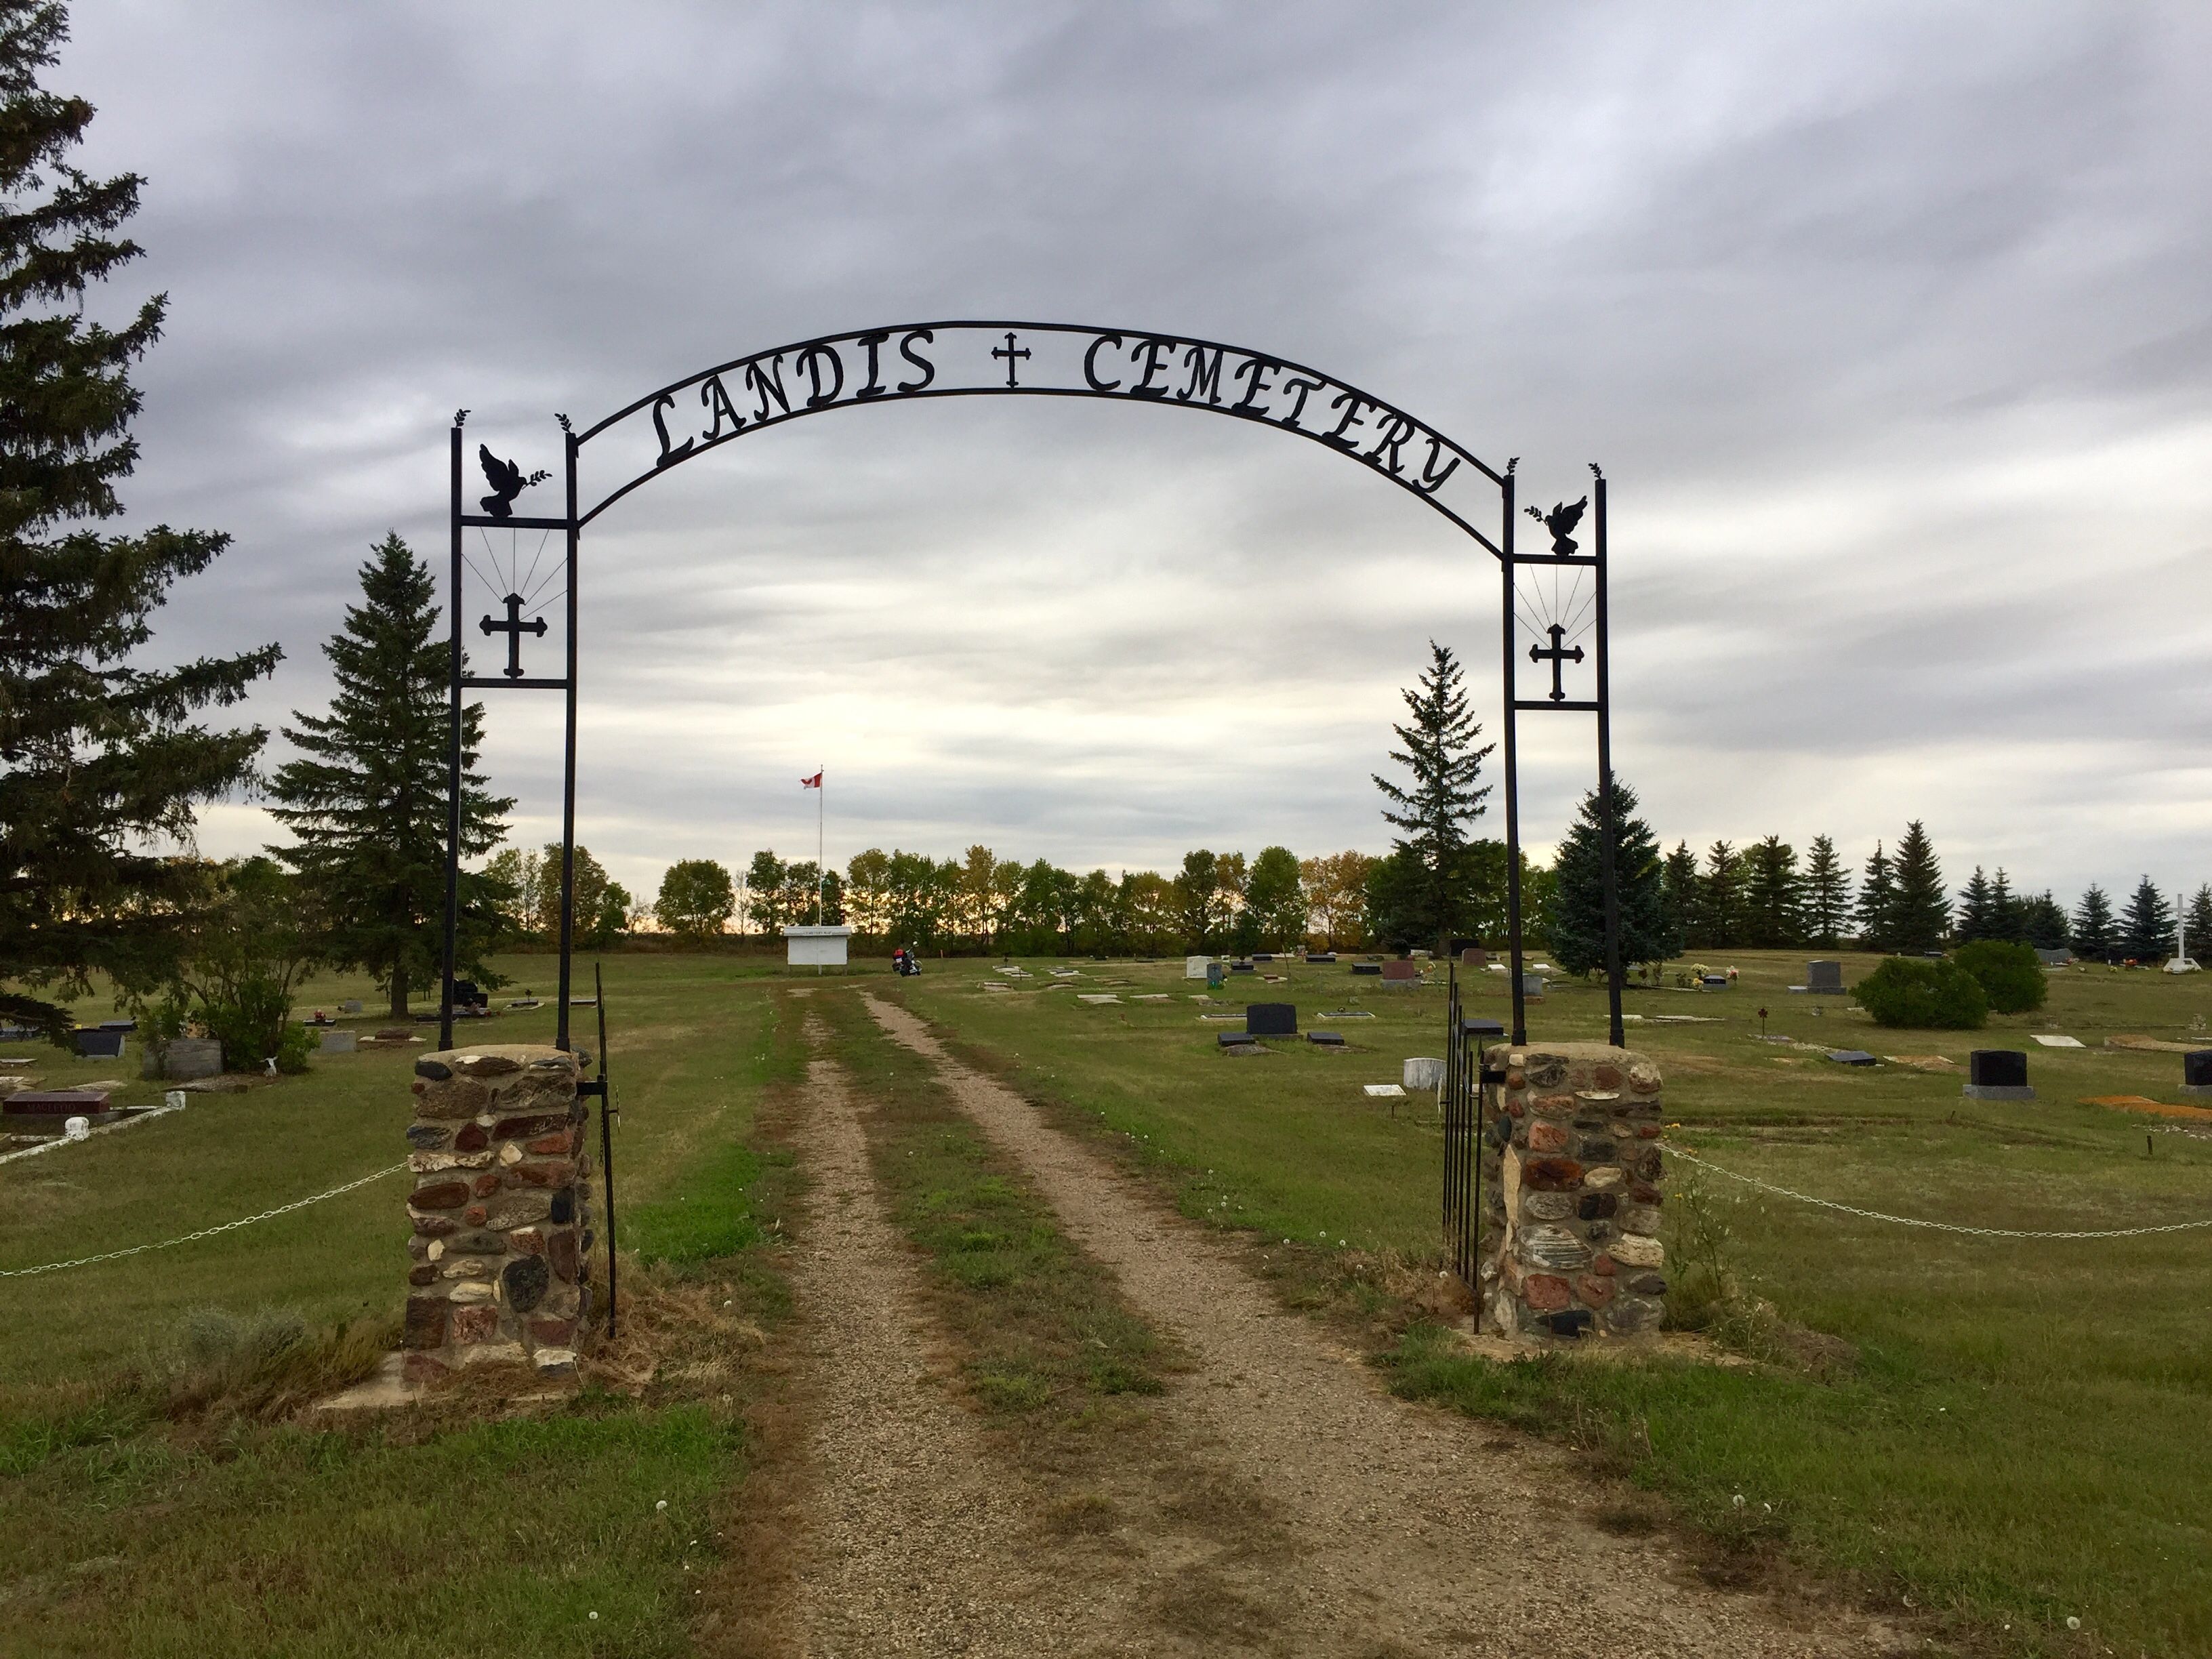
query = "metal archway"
(438, 320, 1622, 1057)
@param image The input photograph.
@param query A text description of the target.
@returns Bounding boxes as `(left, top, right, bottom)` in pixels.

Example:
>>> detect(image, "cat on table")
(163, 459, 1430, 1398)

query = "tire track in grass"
(860, 991, 1902, 1659)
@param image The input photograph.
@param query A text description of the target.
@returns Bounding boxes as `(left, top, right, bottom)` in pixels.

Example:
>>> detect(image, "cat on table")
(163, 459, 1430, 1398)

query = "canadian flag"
(801, 771, 822, 789)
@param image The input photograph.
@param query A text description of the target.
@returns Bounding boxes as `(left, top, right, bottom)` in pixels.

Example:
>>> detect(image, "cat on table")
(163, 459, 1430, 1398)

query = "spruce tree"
(1660, 841, 1700, 949)
(1989, 868, 2024, 942)
(1547, 775, 1679, 974)
(1854, 842, 1895, 951)
(1695, 840, 1743, 949)
(1742, 835, 1803, 948)
(1955, 867, 1995, 943)
(1372, 640, 1494, 953)
(268, 534, 511, 1017)
(1801, 834, 1851, 949)
(2187, 885, 2212, 959)
(1888, 821, 1949, 953)
(2070, 884, 2116, 962)
(2023, 892, 2070, 952)
(2118, 876, 2174, 964)
(0, 5, 280, 1040)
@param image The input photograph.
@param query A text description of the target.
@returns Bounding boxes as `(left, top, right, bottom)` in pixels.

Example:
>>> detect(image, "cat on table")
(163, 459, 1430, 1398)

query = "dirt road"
(766, 1001, 1896, 1657)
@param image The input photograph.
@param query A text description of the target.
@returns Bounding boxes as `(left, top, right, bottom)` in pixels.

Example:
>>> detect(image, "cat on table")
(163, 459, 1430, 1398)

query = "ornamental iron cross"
(1529, 622, 1585, 702)
(480, 592, 548, 679)
(991, 331, 1030, 388)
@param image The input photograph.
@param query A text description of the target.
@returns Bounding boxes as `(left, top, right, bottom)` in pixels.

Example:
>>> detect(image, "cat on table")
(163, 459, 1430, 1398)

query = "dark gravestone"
(1699, 974, 1728, 989)
(1350, 963, 1382, 977)
(97, 1019, 136, 1032)
(1216, 1031, 1256, 1048)
(1305, 951, 1336, 964)
(71, 1028, 125, 1059)
(1246, 1003, 1297, 1037)
(1826, 1050, 1877, 1067)
(5, 1089, 115, 1117)
(1252, 953, 1274, 963)
(1306, 1031, 1344, 1046)
(1965, 1049, 2034, 1101)
(2184, 1050, 2212, 1100)
(1462, 1017, 1506, 1040)
(1805, 960, 1844, 994)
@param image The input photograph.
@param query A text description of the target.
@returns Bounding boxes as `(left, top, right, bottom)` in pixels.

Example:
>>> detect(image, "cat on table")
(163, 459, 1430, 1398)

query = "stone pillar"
(1481, 1042, 1665, 1339)
(403, 1045, 592, 1382)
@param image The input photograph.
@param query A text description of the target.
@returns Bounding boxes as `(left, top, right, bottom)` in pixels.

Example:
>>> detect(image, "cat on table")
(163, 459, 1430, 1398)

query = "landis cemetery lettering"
(579, 321, 1502, 540)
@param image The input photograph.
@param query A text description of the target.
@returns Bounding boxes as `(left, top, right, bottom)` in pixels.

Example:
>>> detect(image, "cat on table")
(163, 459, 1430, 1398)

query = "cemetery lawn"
(888, 951, 2212, 1658)
(0, 955, 804, 1658)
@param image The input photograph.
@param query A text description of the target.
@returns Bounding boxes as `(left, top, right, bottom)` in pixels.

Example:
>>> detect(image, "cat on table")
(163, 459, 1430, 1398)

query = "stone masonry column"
(1481, 1042, 1665, 1339)
(402, 1045, 592, 1382)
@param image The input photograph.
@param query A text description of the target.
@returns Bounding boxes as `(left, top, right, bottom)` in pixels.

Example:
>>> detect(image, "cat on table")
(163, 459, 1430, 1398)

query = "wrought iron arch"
(440, 319, 1621, 1061)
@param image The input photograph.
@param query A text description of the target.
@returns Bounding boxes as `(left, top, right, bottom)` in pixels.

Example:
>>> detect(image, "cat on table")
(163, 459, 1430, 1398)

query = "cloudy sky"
(61, 1, 2212, 906)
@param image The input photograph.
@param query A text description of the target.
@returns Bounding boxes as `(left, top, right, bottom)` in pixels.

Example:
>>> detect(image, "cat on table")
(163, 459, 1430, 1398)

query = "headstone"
(70, 1028, 125, 1059)
(1827, 1049, 1877, 1067)
(1462, 1017, 1506, 1040)
(319, 1029, 358, 1054)
(1805, 960, 1844, 994)
(2182, 1050, 2212, 1100)
(1964, 1050, 2034, 1100)
(340, 999, 364, 1015)
(1520, 973, 1545, 1002)
(5, 1088, 114, 1118)
(1230, 962, 1254, 974)
(1185, 956, 1212, 980)
(1364, 1083, 1406, 1099)
(160, 1037, 224, 1080)
(1380, 960, 1420, 983)
(1216, 1031, 1256, 1048)
(1350, 963, 1382, 977)
(1305, 951, 1336, 964)
(1307, 1031, 1345, 1046)
(1252, 953, 1273, 963)
(1206, 962, 1225, 989)
(1460, 947, 1488, 968)
(1246, 1003, 1297, 1037)
(1699, 974, 1728, 988)
(1403, 1057, 1445, 1091)
(2034, 948, 2070, 968)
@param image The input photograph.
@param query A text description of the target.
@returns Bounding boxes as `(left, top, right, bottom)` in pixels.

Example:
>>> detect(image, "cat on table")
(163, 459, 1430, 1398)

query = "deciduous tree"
(657, 859, 735, 940)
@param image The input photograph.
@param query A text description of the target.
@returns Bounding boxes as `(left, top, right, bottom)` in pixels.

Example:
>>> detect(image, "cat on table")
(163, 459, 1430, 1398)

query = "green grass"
(0, 954, 814, 1658)
(888, 949, 2212, 1656)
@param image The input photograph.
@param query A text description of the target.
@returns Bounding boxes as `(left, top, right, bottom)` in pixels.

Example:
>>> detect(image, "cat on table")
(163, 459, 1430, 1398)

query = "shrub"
(1952, 939, 2048, 1015)
(1850, 956, 1988, 1029)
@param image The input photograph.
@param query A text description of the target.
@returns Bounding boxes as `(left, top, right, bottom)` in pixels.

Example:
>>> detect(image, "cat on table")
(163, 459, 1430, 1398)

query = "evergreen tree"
(2022, 892, 2070, 952)
(1853, 842, 1895, 951)
(1989, 868, 2025, 942)
(1801, 834, 1851, 950)
(1888, 821, 1949, 953)
(1372, 640, 1495, 953)
(269, 535, 510, 1017)
(1547, 775, 1679, 975)
(1954, 867, 1995, 944)
(2119, 876, 2175, 963)
(2070, 884, 2116, 962)
(1660, 841, 1700, 949)
(1742, 835, 1803, 948)
(2187, 884, 2212, 959)
(0, 7, 283, 1040)
(1694, 840, 1744, 949)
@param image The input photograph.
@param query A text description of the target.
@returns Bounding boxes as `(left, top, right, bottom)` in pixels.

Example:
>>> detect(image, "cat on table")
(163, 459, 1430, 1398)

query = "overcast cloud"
(56, 1, 2212, 907)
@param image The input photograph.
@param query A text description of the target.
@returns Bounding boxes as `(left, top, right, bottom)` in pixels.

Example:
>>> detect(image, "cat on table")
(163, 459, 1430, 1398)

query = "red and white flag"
(801, 771, 822, 789)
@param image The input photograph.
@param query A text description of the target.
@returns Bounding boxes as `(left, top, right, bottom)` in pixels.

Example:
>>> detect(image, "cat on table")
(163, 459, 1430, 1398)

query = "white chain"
(0, 1162, 407, 1279)
(1671, 1147, 2212, 1240)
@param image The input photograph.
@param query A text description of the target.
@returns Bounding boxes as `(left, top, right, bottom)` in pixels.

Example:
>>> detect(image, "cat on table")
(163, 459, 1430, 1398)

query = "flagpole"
(816, 766, 825, 926)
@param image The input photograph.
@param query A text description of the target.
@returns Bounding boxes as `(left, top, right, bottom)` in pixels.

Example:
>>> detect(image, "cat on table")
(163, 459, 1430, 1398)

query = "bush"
(1953, 939, 2048, 1015)
(1850, 956, 1988, 1029)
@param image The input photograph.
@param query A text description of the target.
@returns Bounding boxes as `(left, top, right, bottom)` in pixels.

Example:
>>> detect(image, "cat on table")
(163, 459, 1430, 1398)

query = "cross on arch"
(1529, 621, 1584, 703)
(991, 330, 1030, 388)
(480, 592, 548, 680)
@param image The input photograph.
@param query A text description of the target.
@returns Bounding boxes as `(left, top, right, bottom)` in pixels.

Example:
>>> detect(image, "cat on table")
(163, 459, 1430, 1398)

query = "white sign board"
(783, 924, 853, 968)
